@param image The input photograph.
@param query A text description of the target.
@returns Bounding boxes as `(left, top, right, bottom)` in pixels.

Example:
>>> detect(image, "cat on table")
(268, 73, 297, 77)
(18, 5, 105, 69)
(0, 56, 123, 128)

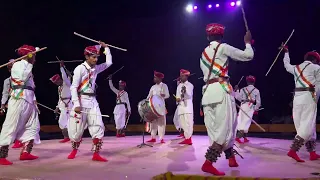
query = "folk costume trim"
(293, 63, 317, 102)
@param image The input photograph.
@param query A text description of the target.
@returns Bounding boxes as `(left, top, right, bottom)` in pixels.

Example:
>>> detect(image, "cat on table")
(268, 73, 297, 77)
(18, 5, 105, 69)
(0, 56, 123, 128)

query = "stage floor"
(1, 135, 320, 180)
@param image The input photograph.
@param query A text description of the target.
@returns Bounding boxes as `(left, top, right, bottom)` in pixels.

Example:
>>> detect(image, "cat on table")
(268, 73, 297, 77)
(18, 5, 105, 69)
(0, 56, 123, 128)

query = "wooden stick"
(37, 102, 57, 112)
(47, 60, 83, 63)
(74, 32, 127, 52)
(258, 108, 264, 111)
(105, 66, 124, 80)
(265, 29, 295, 76)
(241, 6, 249, 31)
(0, 47, 47, 69)
(236, 76, 244, 86)
(55, 56, 74, 77)
(236, 103, 266, 132)
(173, 73, 196, 81)
(198, 76, 204, 80)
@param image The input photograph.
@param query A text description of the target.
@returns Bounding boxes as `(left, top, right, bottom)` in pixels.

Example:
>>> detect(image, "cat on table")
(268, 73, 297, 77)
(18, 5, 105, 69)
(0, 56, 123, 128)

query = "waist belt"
(116, 102, 126, 105)
(242, 100, 255, 104)
(78, 92, 96, 96)
(61, 97, 71, 100)
(11, 85, 35, 91)
(206, 77, 229, 84)
(294, 87, 315, 92)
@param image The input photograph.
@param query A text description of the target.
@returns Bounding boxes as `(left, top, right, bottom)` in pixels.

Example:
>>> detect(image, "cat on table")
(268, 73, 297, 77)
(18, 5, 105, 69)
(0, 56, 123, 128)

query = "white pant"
(237, 102, 254, 133)
(150, 116, 166, 140)
(173, 108, 180, 131)
(58, 108, 70, 129)
(293, 102, 317, 141)
(179, 113, 193, 139)
(114, 113, 126, 130)
(203, 93, 237, 151)
(68, 105, 105, 142)
(0, 98, 40, 146)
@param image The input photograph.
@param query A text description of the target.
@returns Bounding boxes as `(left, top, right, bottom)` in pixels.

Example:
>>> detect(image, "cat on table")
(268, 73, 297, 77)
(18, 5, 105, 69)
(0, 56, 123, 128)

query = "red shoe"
(309, 151, 320, 161)
(179, 138, 192, 145)
(0, 158, 13, 165)
(235, 138, 243, 144)
(67, 149, 78, 159)
(201, 160, 225, 176)
(287, 150, 305, 162)
(228, 156, 239, 167)
(243, 138, 250, 143)
(92, 152, 107, 162)
(147, 138, 156, 143)
(121, 133, 125, 137)
(12, 140, 23, 148)
(19, 152, 38, 161)
(116, 134, 121, 138)
(177, 133, 184, 138)
(160, 139, 165, 143)
(59, 138, 70, 143)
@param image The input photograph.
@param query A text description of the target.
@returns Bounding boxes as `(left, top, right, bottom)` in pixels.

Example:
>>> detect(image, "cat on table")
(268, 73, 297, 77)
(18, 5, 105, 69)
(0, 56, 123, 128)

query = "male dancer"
(51, 61, 72, 143)
(200, 23, 253, 175)
(0, 45, 41, 165)
(173, 78, 184, 137)
(0, 59, 24, 149)
(234, 75, 261, 143)
(68, 42, 112, 162)
(176, 69, 194, 145)
(146, 71, 170, 143)
(108, 76, 131, 137)
(282, 46, 320, 162)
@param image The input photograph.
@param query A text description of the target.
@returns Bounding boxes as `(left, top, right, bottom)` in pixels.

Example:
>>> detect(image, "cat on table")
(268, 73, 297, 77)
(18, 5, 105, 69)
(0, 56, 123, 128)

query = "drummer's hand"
(74, 106, 82, 114)
(160, 94, 165, 97)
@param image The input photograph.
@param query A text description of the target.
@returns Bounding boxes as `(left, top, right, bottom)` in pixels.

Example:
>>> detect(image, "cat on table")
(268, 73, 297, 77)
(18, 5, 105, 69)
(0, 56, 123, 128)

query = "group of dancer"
(0, 22, 319, 177)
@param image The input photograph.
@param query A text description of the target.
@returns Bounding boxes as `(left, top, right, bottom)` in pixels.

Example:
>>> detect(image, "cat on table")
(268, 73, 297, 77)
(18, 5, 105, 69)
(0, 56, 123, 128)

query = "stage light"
(215, 4, 220, 7)
(230, 2, 235, 6)
(186, 4, 193, 12)
(208, 4, 212, 8)
(236, 1, 241, 6)
(193, 5, 198, 10)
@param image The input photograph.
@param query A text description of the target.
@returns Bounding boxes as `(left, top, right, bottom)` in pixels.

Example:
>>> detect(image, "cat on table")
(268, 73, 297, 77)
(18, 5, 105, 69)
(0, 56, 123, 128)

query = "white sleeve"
(95, 47, 113, 74)
(61, 67, 71, 87)
(108, 79, 119, 94)
(1, 79, 9, 105)
(283, 52, 295, 75)
(223, 43, 254, 62)
(255, 90, 261, 110)
(163, 84, 170, 99)
(125, 92, 131, 113)
(70, 66, 82, 108)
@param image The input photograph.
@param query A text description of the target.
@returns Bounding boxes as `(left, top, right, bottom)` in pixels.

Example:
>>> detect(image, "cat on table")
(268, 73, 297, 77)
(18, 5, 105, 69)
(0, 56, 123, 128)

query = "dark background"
(0, 0, 319, 126)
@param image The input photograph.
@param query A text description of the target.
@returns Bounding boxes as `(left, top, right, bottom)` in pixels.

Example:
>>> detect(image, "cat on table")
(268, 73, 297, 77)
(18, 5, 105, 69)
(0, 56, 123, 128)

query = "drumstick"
(74, 32, 127, 52)
(173, 73, 196, 81)
(265, 29, 295, 76)
(0, 47, 47, 69)
(236, 103, 266, 132)
(236, 76, 244, 86)
(47, 60, 83, 63)
(105, 66, 124, 80)
(241, 5, 249, 32)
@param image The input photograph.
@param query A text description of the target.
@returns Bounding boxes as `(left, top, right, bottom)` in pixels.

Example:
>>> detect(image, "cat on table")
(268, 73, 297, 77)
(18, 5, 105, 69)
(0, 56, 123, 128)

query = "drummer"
(146, 71, 170, 143)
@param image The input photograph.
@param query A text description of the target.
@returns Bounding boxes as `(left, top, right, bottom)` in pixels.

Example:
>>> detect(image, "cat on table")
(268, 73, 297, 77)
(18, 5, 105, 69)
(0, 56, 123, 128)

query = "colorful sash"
(293, 63, 316, 102)
(77, 65, 93, 94)
(10, 78, 24, 99)
(116, 90, 125, 103)
(243, 87, 256, 107)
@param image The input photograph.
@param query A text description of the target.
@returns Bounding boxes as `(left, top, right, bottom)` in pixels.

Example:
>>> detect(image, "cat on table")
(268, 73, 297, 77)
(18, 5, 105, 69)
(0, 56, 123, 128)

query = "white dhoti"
(150, 116, 166, 140)
(203, 93, 237, 151)
(0, 98, 40, 146)
(58, 108, 70, 129)
(179, 113, 194, 139)
(173, 108, 180, 131)
(114, 104, 126, 130)
(237, 102, 254, 133)
(68, 105, 105, 142)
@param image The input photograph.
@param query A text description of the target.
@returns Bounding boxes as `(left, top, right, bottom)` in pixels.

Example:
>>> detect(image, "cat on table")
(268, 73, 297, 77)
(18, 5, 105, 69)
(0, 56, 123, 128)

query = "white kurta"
(200, 41, 254, 150)
(56, 67, 72, 129)
(176, 81, 194, 139)
(235, 85, 261, 133)
(0, 60, 40, 146)
(68, 47, 112, 142)
(146, 82, 170, 140)
(1, 77, 10, 105)
(283, 52, 320, 141)
(109, 80, 131, 130)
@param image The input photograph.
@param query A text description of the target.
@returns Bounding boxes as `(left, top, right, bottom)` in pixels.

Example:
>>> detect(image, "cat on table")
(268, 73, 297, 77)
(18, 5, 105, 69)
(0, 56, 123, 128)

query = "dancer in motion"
(234, 75, 261, 143)
(176, 69, 194, 145)
(282, 46, 320, 162)
(0, 59, 24, 149)
(0, 45, 41, 165)
(173, 78, 184, 137)
(146, 71, 170, 143)
(50, 61, 72, 143)
(68, 42, 112, 162)
(108, 76, 131, 137)
(200, 23, 253, 175)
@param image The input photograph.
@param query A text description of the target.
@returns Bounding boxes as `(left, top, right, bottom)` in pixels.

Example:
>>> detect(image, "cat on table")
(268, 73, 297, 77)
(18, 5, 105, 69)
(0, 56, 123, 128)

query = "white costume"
(1, 77, 11, 106)
(283, 52, 319, 150)
(56, 67, 72, 130)
(68, 47, 112, 143)
(146, 82, 170, 140)
(109, 80, 131, 130)
(235, 85, 261, 133)
(0, 60, 40, 147)
(173, 108, 180, 131)
(176, 81, 194, 139)
(200, 41, 254, 151)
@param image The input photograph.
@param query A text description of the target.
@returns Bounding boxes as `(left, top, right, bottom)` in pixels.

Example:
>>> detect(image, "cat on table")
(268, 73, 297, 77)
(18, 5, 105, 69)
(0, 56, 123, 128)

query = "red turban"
(17, 45, 36, 56)
(154, 71, 164, 79)
(50, 74, 61, 83)
(246, 75, 256, 82)
(180, 69, 190, 76)
(304, 51, 320, 62)
(206, 23, 225, 36)
(84, 45, 100, 56)
(119, 80, 126, 86)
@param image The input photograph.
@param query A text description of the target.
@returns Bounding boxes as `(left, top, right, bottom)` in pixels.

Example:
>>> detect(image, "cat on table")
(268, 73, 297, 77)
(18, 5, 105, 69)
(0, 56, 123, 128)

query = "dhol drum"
(138, 95, 166, 122)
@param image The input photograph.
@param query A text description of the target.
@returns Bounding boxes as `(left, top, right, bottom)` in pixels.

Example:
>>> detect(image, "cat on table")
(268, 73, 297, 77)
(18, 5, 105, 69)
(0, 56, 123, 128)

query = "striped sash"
(243, 88, 256, 107)
(293, 63, 316, 102)
(10, 78, 24, 99)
